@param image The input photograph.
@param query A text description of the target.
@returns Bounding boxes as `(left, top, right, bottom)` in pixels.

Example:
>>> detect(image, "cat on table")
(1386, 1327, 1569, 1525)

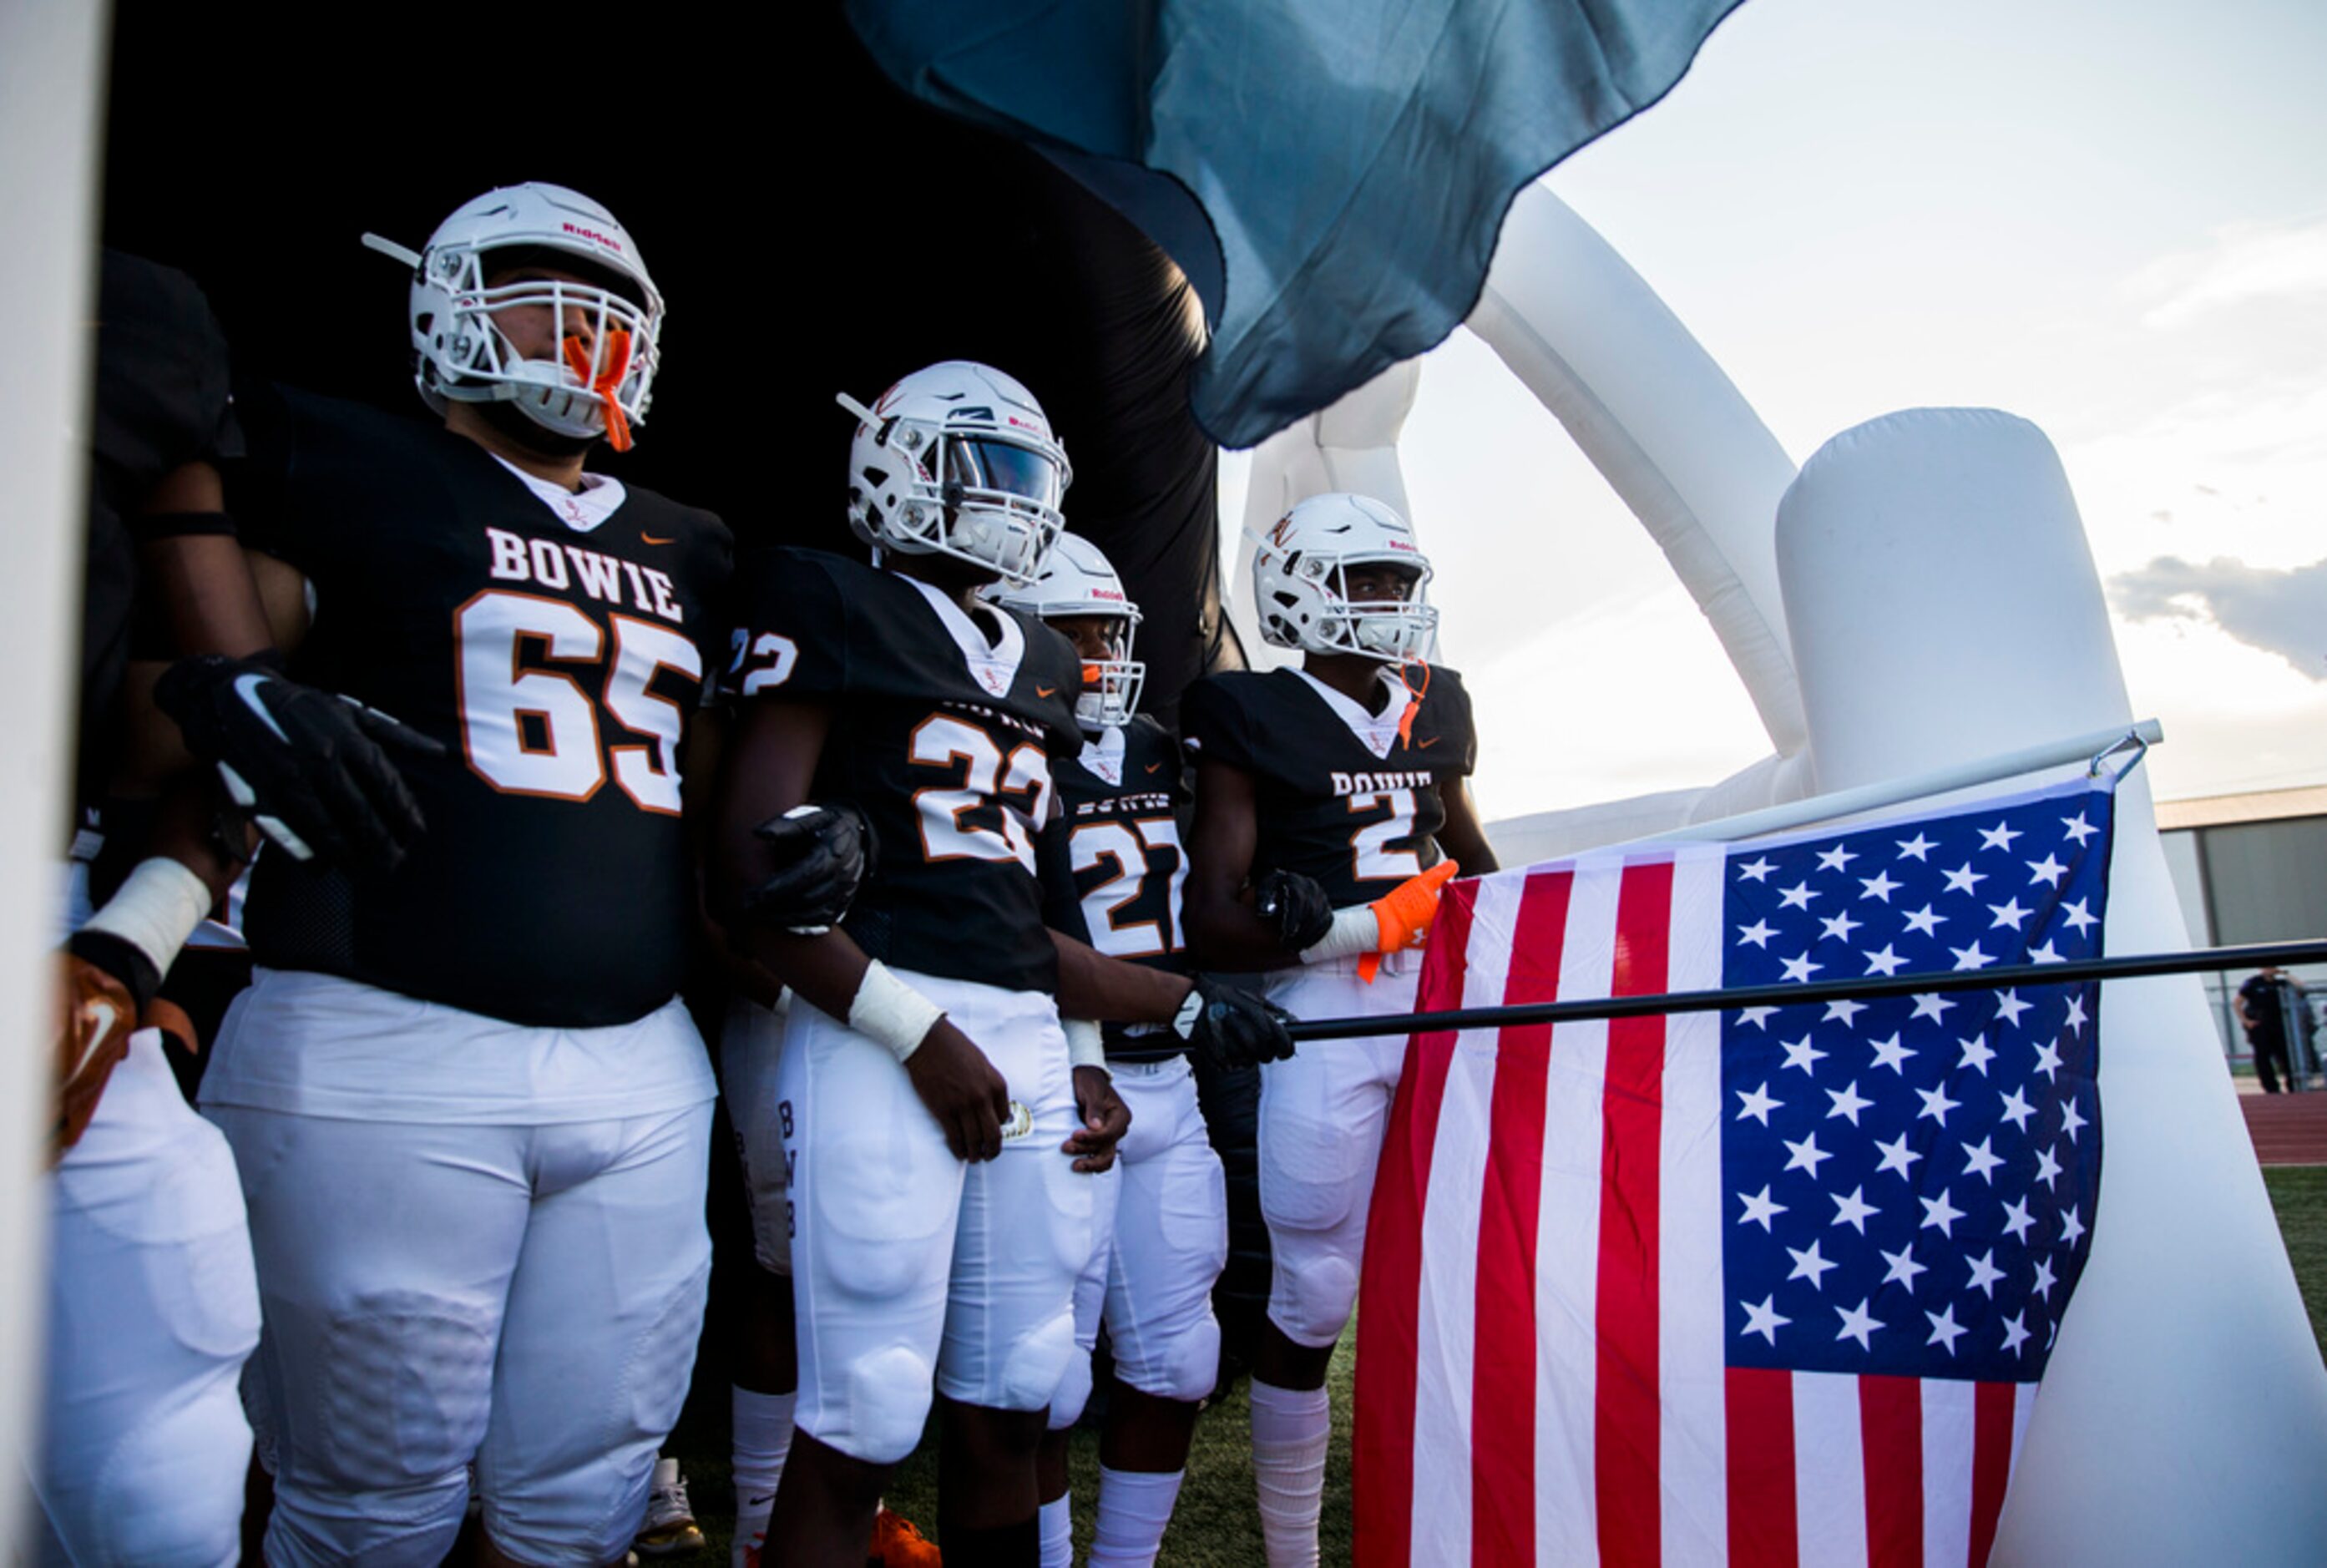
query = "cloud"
(2108, 554, 2327, 680)
(2125, 217, 2327, 330)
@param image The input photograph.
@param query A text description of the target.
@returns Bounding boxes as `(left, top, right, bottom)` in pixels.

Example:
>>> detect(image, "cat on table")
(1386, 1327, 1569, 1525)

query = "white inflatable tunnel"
(1233, 183, 2327, 1561)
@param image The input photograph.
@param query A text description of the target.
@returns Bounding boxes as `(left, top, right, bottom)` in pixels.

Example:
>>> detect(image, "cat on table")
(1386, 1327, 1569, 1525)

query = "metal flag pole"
(1285, 938, 2327, 1044)
(1632, 718, 2161, 848)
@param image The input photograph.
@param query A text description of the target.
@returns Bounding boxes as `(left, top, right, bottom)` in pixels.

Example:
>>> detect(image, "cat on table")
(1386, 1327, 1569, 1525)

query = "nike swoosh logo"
(233, 673, 292, 744)
(72, 999, 119, 1080)
(1415, 736, 1440, 749)
(1037, 685, 1058, 698)
(640, 533, 677, 546)
(1145, 763, 1163, 774)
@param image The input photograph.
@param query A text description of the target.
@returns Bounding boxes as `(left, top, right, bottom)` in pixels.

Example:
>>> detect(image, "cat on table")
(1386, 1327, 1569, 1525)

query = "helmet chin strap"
(1393, 659, 1431, 746)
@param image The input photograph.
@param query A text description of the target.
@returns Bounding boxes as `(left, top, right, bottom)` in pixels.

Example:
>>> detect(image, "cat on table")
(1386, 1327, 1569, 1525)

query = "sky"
(1223, 0, 2327, 826)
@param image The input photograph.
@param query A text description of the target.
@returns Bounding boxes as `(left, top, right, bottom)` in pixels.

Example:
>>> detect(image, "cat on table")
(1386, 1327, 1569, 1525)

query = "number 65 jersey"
(727, 547, 1085, 995)
(1180, 665, 1477, 910)
(234, 388, 732, 1027)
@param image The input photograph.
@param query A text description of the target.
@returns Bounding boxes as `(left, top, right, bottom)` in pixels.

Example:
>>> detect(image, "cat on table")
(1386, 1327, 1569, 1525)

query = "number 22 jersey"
(234, 388, 732, 1027)
(727, 547, 1085, 994)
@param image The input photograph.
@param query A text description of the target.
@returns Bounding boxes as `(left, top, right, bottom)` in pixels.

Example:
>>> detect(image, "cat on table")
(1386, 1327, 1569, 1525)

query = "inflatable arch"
(1234, 180, 2327, 1562)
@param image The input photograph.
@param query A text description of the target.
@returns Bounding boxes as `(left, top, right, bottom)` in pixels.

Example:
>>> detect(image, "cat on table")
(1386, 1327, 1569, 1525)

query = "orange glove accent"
(144, 996, 200, 1059)
(563, 327, 635, 452)
(53, 953, 136, 1164)
(1358, 859, 1460, 983)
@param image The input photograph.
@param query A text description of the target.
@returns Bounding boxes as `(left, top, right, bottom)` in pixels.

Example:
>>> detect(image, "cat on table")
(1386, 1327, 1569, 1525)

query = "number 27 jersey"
(727, 548, 1085, 994)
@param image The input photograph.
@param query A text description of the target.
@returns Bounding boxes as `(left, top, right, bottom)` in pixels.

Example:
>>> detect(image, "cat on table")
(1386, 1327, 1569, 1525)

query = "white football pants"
(206, 1100, 711, 1567)
(1103, 1056, 1228, 1401)
(30, 1029, 260, 1568)
(777, 970, 1096, 1465)
(1259, 953, 1420, 1348)
(722, 994, 792, 1277)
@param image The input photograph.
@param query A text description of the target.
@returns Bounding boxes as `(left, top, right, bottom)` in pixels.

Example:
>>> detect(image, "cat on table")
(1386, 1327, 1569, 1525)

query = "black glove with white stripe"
(1255, 867, 1336, 953)
(1175, 972, 1297, 1072)
(737, 802, 875, 934)
(154, 650, 444, 873)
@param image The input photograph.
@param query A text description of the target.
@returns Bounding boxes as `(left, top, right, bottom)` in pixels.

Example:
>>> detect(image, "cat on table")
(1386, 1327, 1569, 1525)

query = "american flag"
(1355, 776, 2113, 1567)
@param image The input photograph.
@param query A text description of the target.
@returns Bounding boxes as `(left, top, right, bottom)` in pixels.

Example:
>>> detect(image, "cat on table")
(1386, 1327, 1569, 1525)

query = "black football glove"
(1254, 868, 1335, 953)
(1173, 972, 1296, 1073)
(154, 651, 445, 874)
(737, 802, 874, 934)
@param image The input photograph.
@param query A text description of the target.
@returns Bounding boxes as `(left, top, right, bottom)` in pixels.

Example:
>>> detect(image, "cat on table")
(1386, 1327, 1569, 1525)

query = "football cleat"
(865, 1505, 943, 1566)
(634, 1456, 706, 1558)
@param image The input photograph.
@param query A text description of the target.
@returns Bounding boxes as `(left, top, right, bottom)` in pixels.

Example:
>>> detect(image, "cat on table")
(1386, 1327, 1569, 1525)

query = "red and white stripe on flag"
(1353, 850, 2037, 1567)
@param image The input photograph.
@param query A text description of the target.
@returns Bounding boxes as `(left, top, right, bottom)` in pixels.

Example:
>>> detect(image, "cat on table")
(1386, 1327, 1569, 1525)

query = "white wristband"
(80, 856, 213, 978)
(1065, 1018, 1106, 1071)
(1299, 903, 1384, 965)
(847, 960, 944, 1064)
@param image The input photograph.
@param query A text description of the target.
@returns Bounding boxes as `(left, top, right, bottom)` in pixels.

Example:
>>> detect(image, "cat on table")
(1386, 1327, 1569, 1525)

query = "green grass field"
(668, 1171, 2327, 1562)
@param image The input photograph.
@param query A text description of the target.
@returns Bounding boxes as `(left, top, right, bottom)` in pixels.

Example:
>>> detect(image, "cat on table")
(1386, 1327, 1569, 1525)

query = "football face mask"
(1251, 492, 1439, 664)
(436, 261, 657, 450)
(840, 361, 1072, 589)
(1070, 613, 1143, 728)
(372, 181, 665, 451)
(989, 531, 1146, 727)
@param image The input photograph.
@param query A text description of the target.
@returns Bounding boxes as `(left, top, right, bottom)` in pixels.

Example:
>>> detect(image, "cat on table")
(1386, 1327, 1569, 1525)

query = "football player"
(715, 362, 1291, 1567)
(36, 250, 276, 1567)
(1182, 492, 1498, 1566)
(996, 535, 1256, 1567)
(192, 182, 756, 1568)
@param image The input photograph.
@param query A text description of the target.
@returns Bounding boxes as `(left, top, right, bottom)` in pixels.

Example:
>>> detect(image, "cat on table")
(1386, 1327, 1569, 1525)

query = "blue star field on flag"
(1721, 779, 2114, 1384)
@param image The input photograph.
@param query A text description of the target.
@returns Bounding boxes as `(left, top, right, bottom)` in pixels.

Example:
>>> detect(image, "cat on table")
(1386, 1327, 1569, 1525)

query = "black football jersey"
(79, 252, 245, 815)
(1050, 716, 1191, 1060)
(1180, 665, 1475, 909)
(727, 548, 1084, 994)
(233, 388, 732, 1027)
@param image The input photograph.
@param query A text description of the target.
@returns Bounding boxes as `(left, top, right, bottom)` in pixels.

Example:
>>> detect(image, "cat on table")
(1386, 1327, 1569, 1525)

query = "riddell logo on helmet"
(560, 222, 624, 253)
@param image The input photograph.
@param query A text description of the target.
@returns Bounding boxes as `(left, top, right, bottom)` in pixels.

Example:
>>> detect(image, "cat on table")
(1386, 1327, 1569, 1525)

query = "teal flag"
(847, 0, 1748, 448)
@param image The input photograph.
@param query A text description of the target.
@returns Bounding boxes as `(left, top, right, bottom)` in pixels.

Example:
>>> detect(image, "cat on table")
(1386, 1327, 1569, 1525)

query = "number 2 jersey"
(727, 547, 1084, 994)
(1179, 665, 1476, 908)
(234, 388, 732, 1027)
(1052, 716, 1190, 1060)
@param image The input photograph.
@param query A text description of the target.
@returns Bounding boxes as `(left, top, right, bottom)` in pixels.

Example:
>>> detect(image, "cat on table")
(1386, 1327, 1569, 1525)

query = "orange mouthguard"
(564, 327, 635, 452)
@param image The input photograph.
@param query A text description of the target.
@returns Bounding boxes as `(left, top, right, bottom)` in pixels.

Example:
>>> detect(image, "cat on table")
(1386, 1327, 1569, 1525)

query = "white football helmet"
(838, 361, 1070, 588)
(991, 533, 1145, 729)
(372, 182, 662, 449)
(1250, 492, 1438, 662)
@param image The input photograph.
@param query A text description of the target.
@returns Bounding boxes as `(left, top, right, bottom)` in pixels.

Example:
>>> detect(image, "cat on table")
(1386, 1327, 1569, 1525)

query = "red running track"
(2242, 1091, 2327, 1166)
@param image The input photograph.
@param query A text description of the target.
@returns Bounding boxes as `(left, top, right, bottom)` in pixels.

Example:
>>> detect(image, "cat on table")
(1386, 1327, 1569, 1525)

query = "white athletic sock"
(731, 1386, 795, 1567)
(1086, 1465, 1186, 1567)
(1040, 1492, 1075, 1568)
(1250, 1380, 1330, 1568)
